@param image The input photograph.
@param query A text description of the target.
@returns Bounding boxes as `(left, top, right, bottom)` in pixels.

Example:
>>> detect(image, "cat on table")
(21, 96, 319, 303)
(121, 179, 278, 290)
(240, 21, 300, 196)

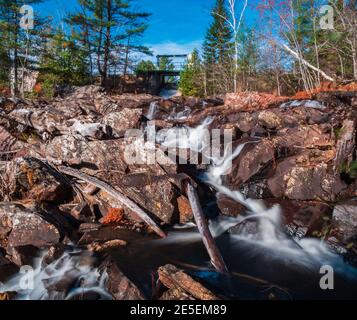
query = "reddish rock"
(177, 196, 193, 223)
(332, 200, 357, 242)
(0, 203, 61, 263)
(100, 259, 145, 300)
(267, 151, 346, 201)
(3, 157, 72, 203)
(102, 108, 142, 136)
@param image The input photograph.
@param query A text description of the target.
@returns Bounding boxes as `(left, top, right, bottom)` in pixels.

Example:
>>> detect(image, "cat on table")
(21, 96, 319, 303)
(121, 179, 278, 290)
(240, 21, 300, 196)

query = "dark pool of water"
(109, 229, 357, 300)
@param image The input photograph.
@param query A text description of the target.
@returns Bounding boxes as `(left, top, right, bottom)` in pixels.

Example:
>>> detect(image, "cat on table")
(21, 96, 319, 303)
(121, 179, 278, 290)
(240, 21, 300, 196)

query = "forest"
(0, 0, 356, 97)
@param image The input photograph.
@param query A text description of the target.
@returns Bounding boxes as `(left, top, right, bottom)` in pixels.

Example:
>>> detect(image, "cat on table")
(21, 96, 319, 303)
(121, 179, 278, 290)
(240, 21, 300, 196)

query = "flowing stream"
(2, 111, 357, 300)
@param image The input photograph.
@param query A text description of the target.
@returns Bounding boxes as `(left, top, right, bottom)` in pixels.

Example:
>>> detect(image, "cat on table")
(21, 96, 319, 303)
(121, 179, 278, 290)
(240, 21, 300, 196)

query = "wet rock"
(102, 108, 142, 136)
(0, 203, 61, 261)
(158, 264, 219, 300)
(0, 252, 18, 283)
(100, 259, 145, 300)
(42, 244, 67, 267)
(78, 226, 143, 246)
(332, 200, 357, 242)
(229, 219, 259, 236)
(264, 199, 331, 239)
(216, 194, 246, 217)
(87, 239, 127, 253)
(3, 157, 72, 203)
(229, 139, 275, 185)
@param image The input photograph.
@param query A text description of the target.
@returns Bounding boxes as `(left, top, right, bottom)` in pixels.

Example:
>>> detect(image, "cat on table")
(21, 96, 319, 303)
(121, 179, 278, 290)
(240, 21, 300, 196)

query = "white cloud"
(148, 40, 202, 56)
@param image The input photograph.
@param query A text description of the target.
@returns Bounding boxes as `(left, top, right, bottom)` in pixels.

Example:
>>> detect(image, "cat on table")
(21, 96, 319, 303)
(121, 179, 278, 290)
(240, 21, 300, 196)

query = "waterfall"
(146, 101, 158, 120)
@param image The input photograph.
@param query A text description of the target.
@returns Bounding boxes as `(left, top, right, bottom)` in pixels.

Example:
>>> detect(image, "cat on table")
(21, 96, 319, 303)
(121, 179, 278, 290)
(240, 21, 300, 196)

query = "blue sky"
(35, 0, 255, 57)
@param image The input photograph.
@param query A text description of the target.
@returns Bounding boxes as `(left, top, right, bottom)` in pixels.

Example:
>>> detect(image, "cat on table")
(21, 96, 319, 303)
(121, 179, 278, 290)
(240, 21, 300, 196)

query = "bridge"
(138, 54, 188, 94)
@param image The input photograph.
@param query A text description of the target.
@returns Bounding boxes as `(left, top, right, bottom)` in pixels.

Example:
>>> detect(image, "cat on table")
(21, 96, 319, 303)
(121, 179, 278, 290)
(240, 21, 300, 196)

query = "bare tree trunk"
(123, 36, 131, 79)
(101, 0, 112, 87)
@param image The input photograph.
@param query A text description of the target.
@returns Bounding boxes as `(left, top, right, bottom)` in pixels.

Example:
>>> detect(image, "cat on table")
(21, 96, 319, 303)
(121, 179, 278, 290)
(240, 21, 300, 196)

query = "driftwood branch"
(57, 165, 166, 238)
(280, 43, 335, 82)
(158, 264, 219, 300)
(186, 183, 228, 274)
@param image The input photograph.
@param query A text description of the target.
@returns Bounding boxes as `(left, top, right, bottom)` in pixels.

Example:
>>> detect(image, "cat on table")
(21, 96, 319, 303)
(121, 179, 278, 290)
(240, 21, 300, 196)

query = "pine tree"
(0, 0, 50, 96)
(158, 56, 175, 71)
(38, 30, 90, 97)
(179, 49, 204, 97)
(135, 60, 156, 74)
(202, 0, 233, 95)
(66, 0, 150, 86)
(0, 39, 10, 85)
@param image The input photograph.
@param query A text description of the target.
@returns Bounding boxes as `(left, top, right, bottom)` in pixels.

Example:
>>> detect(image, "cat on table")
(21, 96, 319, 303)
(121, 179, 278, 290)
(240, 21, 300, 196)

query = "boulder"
(332, 200, 357, 242)
(267, 152, 347, 201)
(3, 157, 72, 203)
(100, 259, 145, 300)
(0, 203, 61, 263)
(102, 108, 142, 136)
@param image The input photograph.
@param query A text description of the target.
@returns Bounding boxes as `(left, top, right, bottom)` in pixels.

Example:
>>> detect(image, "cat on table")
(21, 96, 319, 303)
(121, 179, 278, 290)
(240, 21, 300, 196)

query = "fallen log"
(186, 183, 228, 274)
(57, 165, 166, 238)
(158, 264, 219, 300)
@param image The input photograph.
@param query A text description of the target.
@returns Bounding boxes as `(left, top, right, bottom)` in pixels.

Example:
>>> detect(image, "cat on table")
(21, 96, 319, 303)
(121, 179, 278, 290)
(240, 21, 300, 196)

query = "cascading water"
(0, 248, 111, 300)
(2, 111, 357, 300)
(146, 101, 158, 120)
(155, 115, 357, 280)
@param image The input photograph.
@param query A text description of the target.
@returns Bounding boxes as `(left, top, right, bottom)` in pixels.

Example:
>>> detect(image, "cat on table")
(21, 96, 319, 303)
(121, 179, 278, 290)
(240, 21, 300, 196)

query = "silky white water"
(0, 249, 111, 300)
(146, 101, 158, 120)
(2, 115, 357, 300)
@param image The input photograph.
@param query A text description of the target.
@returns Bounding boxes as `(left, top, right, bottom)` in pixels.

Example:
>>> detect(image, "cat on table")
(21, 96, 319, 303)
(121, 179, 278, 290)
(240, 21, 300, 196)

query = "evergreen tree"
(66, 0, 150, 86)
(179, 49, 204, 97)
(38, 30, 90, 96)
(0, 41, 10, 85)
(158, 56, 175, 71)
(202, 0, 233, 95)
(135, 60, 156, 74)
(0, 0, 50, 95)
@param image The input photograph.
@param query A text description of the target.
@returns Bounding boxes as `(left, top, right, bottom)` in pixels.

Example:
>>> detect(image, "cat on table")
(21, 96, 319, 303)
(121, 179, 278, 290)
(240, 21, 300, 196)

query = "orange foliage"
(293, 81, 357, 99)
(34, 83, 42, 94)
(0, 85, 11, 96)
(225, 92, 290, 111)
(102, 208, 124, 225)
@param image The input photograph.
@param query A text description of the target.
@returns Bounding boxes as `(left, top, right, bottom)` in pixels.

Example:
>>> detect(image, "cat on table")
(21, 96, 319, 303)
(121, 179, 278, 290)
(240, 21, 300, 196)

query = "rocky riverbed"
(1, 86, 357, 300)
